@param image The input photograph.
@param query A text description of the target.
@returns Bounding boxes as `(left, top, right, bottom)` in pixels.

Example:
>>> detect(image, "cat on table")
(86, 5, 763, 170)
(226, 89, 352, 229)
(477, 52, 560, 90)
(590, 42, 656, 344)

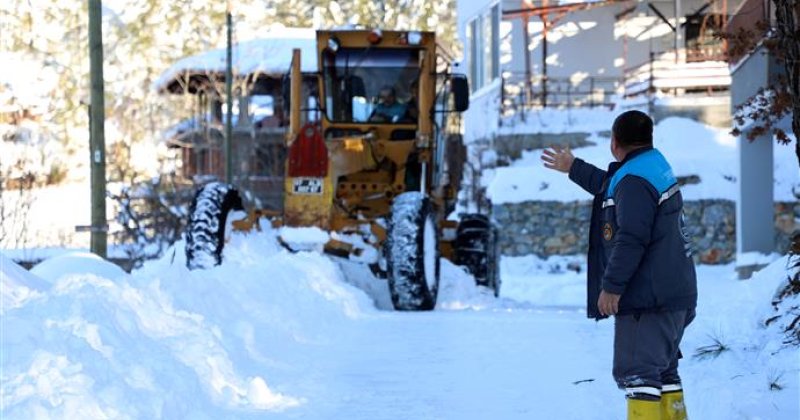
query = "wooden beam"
(503, 0, 623, 20)
(615, 4, 638, 20)
(648, 3, 676, 32)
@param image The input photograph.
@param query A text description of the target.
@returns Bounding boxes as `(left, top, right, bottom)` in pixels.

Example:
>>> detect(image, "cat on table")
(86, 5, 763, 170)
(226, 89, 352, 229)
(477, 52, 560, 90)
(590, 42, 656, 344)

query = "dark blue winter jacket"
(568, 147, 698, 319)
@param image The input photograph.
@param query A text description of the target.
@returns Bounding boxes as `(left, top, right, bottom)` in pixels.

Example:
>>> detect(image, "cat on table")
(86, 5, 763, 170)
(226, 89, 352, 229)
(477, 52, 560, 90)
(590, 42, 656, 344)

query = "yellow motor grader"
(184, 29, 499, 310)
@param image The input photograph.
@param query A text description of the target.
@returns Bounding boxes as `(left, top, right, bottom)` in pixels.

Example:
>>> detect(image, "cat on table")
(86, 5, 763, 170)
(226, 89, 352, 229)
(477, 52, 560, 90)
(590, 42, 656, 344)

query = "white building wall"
(457, 0, 502, 143)
(507, 6, 625, 80)
(511, 3, 719, 84)
(457, 0, 727, 141)
(505, 2, 714, 83)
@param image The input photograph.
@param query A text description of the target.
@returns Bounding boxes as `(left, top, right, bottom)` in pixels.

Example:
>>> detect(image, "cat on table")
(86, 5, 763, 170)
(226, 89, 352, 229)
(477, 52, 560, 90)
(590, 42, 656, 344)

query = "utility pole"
(224, 4, 234, 184)
(88, 0, 107, 257)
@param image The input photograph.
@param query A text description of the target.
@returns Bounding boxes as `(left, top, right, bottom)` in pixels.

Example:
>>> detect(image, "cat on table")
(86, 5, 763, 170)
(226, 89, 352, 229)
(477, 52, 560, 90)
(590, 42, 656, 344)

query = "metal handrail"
(500, 72, 620, 112)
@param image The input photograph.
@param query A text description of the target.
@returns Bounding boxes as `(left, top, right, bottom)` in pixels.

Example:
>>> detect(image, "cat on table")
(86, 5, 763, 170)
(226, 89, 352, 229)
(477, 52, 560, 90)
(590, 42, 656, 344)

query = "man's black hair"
(379, 85, 396, 97)
(612, 110, 653, 148)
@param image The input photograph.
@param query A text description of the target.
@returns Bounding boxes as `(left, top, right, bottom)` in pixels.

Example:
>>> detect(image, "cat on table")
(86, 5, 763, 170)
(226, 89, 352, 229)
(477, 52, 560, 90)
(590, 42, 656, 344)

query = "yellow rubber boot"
(627, 398, 662, 420)
(661, 390, 687, 420)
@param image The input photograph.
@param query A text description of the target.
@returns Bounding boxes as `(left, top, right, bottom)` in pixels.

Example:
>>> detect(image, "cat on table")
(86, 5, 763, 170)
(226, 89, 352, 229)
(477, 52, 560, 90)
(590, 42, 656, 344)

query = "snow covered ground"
(2, 226, 798, 419)
(0, 183, 94, 252)
(488, 114, 800, 204)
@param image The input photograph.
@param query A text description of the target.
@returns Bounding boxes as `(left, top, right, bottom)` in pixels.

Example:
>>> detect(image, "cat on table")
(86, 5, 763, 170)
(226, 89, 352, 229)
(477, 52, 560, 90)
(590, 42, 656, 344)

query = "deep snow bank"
(678, 258, 800, 419)
(1, 254, 49, 313)
(1, 227, 378, 419)
(30, 252, 127, 284)
(2, 238, 798, 418)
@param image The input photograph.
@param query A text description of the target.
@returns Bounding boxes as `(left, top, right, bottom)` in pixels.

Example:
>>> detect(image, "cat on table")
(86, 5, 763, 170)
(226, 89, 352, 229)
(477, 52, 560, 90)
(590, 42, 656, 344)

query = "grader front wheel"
(385, 192, 440, 311)
(185, 182, 244, 270)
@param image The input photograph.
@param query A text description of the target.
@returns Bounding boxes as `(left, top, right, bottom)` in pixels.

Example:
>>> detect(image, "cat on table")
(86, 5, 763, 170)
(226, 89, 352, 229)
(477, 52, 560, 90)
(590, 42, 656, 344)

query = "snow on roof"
(488, 116, 800, 203)
(154, 28, 318, 93)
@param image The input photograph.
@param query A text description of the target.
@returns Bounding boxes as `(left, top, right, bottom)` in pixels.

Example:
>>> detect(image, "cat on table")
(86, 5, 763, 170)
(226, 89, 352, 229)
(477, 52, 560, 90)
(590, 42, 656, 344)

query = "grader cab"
(185, 29, 499, 310)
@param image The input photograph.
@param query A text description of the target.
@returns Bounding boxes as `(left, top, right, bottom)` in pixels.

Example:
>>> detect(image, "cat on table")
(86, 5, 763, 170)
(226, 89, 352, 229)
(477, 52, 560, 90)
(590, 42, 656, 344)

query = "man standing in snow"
(541, 110, 697, 420)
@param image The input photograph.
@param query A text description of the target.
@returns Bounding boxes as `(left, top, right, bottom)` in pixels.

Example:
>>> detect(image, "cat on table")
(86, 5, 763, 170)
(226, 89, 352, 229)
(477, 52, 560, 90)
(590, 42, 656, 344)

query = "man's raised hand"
(541, 146, 575, 174)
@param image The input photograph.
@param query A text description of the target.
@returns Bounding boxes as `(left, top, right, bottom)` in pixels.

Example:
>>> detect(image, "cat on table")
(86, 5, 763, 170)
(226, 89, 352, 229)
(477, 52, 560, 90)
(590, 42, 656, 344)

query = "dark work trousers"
(612, 309, 696, 398)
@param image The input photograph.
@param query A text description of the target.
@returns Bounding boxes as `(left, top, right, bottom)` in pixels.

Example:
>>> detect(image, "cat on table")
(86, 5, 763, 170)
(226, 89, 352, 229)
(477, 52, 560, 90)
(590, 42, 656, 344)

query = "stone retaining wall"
(494, 200, 799, 264)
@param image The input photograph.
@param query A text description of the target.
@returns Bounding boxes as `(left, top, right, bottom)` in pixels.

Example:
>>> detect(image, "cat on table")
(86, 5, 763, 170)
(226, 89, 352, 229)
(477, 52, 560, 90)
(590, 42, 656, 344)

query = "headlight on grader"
(407, 31, 422, 45)
(344, 137, 365, 152)
(367, 29, 383, 45)
(327, 36, 340, 52)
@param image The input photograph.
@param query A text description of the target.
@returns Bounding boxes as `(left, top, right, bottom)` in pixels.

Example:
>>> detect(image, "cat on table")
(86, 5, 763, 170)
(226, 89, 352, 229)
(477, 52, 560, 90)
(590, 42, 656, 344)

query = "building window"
(491, 4, 500, 80)
(482, 9, 492, 85)
(466, 2, 500, 93)
(466, 20, 472, 91)
(469, 18, 480, 92)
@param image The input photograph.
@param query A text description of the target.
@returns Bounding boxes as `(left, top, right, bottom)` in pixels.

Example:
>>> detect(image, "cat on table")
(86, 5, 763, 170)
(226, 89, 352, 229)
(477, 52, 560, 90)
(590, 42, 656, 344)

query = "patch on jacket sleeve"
(603, 222, 614, 241)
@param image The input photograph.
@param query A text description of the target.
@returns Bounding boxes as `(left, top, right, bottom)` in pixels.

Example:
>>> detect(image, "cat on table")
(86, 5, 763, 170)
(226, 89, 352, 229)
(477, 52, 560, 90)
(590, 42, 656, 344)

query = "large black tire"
(185, 182, 244, 270)
(386, 192, 440, 311)
(456, 214, 501, 297)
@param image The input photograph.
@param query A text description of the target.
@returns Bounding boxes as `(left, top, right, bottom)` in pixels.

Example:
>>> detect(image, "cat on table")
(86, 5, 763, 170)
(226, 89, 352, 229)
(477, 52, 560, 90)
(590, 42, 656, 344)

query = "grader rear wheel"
(456, 214, 500, 297)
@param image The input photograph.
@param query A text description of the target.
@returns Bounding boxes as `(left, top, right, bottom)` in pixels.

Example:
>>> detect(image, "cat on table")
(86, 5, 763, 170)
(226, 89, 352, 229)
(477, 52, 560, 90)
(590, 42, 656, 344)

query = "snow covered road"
(2, 228, 798, 419)
(273, 309, 616, 419)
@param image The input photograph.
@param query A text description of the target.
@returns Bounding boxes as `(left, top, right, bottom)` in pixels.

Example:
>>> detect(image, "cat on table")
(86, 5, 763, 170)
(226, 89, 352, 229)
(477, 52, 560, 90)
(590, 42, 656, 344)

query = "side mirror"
(451, 74, 469, 112)
(348, 75, 366, 98)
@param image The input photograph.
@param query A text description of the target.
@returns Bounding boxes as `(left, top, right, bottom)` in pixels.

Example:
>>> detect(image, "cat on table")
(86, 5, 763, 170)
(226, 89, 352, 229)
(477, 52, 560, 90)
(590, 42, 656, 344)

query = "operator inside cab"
(369, 86, 407, 123)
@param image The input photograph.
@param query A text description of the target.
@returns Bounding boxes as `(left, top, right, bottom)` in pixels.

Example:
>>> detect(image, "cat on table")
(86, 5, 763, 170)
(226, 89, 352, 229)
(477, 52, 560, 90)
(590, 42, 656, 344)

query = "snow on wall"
(488, 117, 800, 203)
